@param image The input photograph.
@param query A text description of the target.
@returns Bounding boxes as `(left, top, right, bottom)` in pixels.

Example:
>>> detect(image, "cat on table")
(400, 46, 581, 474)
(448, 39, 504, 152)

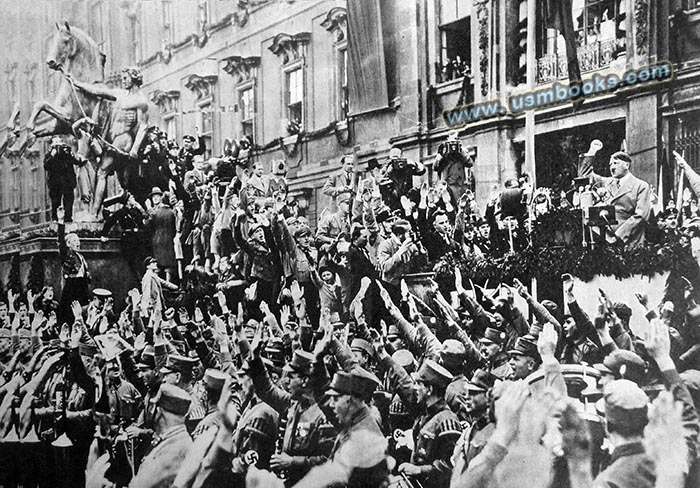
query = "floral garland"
(434, 209, 697, 285)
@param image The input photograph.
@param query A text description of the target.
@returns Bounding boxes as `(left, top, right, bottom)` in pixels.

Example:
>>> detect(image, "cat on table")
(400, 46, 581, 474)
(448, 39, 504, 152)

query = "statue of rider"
(66, 66, 149, 220)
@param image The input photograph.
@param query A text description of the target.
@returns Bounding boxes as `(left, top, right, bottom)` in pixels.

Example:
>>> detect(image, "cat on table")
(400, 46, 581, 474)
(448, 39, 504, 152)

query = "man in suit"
(590, 149, 651, 247)
(323, 154, 357, 212)
(245, 161, 271, 207)
(376, 219, 425, 300)
(140, 256, 178, 318)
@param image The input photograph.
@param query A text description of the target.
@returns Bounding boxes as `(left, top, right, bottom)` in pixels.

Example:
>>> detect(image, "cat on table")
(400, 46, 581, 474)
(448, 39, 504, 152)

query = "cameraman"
(382, 147, 425, 211)
(434, 130, 474, 206)
(44, 137, 78, 223)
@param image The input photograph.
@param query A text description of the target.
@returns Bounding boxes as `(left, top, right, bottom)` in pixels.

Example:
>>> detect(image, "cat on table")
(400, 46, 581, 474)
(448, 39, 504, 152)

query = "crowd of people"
(2, 125, 700, 488)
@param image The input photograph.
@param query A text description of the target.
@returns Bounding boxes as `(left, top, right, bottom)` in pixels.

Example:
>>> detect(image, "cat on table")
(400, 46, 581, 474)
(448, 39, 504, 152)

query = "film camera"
(438, 140, 462, 156)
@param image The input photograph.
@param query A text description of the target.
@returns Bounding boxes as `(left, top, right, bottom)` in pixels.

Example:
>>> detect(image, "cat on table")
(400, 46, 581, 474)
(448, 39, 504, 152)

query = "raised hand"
(71, 301, 83, 322)
(259, 301, 270, 317)
(70, 323, 83, 348)
(218, 376, 241, 432)
(244, 282, 258, 302)
(250, 322, 268, 358)
(216, 290, 228, 312)
(674, 150, 689, 171)
(492, 380, 530, 446)
(454, 267, 466, 295)
(280, 304, 291, 328)
(133, 331, 146, 351)
(512, 278, 527, 296)
(377, 282, 398, 315)
(537, 322, 558, 359)
(177, 307, 189, 324)
(31, 310, 45, 333)
(645, 318, 671, 366)
(194, 307, 204, 323)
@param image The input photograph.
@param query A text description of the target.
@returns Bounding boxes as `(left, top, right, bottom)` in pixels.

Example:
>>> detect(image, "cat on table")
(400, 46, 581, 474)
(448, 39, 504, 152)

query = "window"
(338, 48, 349, 119)
(537, 0, 626, 83)
(162, 0, 174, 44)
(164, 116, 177, 141)
(239, 87, 254, 139)
(286, 67, 304, 128)
(198, 103, 213, 159)
(437, 0, 471, 84)
(89, 2, 106, 47)
(198, 0, 210, 29)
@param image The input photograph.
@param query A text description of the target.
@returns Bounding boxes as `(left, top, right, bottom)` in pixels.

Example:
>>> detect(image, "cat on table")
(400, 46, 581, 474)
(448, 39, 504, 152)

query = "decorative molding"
(269, 32, 311, 65)
(119, 0, 140, 18)
(222, 56, 261, 84)
(321, 7, 347, 43)
(185, 74, 218, 101)
(151, 89, 181, 115)
(475, 0, 490, 97)
(634, 0, 649, 57)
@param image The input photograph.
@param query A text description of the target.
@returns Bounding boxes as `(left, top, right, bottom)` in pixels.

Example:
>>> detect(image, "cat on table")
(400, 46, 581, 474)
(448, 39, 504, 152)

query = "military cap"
(282, 349, 315, 376)
(51, 136, 64, 147)
(389, 395, 409, 416)
(204, 369, 228, 391)
(327, 369, 379, 400)
(293, 224, 312, 238)
(602, 379, 648, 430)
(150, 186, 163, 197)
(375, 206, 394, 223)
(151, 383, 192, 416)
(441, 339, 467, 366)
(387, 323, 400, 339)
(264, 338, 286, 367)
(331, 320, 345, 331)
(136, 345, 156, 369)
(412, 359, 453, 389)
(467, 369, 497, 392)
(350, 338, 373, 358)
(183, 134, 196, 142)
(480, 327, 507, 345)
(508, 335, 540, 361)
(160, 355, 198, 376)
(0, 328, 12, 338)
(79, 341, 99, 356)
(143, 256, 158, 267)
(603, 349, 646, 384)
(92, 288, 113, 298)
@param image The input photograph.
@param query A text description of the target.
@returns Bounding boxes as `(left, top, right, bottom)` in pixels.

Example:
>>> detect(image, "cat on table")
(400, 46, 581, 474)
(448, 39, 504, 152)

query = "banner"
(347, 0, 389, 115)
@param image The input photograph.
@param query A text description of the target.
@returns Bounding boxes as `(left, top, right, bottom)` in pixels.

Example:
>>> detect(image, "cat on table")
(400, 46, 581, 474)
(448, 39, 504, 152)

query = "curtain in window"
(544, 0, 583, 108)
(347, 0, 388, 115)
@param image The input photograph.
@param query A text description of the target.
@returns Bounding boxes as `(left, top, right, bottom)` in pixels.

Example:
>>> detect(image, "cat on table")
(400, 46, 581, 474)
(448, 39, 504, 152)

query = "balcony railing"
(537, 39, 624, 84)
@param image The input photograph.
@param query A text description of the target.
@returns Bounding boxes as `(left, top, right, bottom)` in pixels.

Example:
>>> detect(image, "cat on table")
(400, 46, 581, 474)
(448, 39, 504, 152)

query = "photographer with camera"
(434, 130, 475, 206)
(44, 137, 79, 223)
(382, 147, 425, 212)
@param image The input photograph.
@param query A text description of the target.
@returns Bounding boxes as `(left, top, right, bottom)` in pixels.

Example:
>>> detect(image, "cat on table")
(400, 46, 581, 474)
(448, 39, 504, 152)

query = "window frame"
(284, 62, 305, 129)
(436, 0, 472, 85)
(238, 83, 255, 140)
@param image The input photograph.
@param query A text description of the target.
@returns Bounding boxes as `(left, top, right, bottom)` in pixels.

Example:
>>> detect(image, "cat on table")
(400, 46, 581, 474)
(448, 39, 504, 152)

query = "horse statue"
(0, 102, 21, 158)
(19, 22, 149, 220)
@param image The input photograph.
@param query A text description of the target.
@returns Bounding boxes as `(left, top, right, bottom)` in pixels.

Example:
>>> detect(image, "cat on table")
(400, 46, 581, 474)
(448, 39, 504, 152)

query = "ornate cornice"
(475, 0, 490, 97)
(222, 56, 261, 84)
(185, 74, 218, 101)
(151, 89, 181, 114)
(321, 7, 347, 43)
(269, 32, 311, 65)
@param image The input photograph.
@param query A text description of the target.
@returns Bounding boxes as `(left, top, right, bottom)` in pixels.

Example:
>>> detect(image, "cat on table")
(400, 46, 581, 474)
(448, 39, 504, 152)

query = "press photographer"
(380, 146, 425, 211)
(434, 130, 475, 205)
(44, 137, 80, 223)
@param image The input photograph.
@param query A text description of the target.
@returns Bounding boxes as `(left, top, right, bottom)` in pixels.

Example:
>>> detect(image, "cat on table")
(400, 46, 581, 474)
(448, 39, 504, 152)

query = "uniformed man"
(190, 368, 227, 439)
(130, 384, 193, 488)
(248, 348, 334, 486)
(326, 369, 388, 488)
(450, 369, 498, 484)
(398, 359, 462, 488)
(507, 335, 541, 380)
(159, 355, 203, 433)
(478, 327, 512, 380)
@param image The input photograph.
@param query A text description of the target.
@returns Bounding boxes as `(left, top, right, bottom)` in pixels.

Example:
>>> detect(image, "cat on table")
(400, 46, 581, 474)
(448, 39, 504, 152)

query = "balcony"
(537, 39, 624, 84)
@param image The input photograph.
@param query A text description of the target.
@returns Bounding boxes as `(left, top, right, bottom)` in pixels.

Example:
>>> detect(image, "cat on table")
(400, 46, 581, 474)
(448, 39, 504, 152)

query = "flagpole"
(526, 0, 537, 300)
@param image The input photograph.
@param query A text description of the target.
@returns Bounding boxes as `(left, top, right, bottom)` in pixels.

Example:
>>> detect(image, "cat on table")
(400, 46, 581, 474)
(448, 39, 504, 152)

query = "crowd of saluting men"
(3, 126, 700, 488)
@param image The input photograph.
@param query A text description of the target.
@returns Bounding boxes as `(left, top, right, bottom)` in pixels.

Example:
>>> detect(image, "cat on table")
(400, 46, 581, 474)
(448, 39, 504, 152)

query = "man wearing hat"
(450, 369, 498, 481)
(507, 335, 541, 380)
(44, 136, 78, 223)
(434, 130, 474, 206)
(140, 256, 178, 319)
(325, 369, 388, 488)
(146, 185, 177, 282)
(190, 368, 228, 439)
(323, 154, 357, 212)
(478, 327, 512, 379)
(130, 384, 193, 488)
(377, 219, 425, 293)
(159, 355, 204, 433)
(398, 359, 461, 488)
(248, 347, 334, 485)
(589, 142, 651, 247)
(382, 146, 425, 212)
(177, 127, 206, 171)
(354, 157, 384, 220)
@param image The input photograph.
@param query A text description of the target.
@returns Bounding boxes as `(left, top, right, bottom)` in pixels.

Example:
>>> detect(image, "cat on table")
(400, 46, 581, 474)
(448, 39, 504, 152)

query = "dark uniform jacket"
(411, 399, 462, 488)
(44, 149, 77, 191)
(450, 413, 494, 484)
(248, 355, 334, 485)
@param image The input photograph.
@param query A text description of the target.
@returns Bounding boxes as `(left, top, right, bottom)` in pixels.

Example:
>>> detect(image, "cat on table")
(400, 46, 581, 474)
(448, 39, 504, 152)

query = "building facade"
(1, 0, 700, 233)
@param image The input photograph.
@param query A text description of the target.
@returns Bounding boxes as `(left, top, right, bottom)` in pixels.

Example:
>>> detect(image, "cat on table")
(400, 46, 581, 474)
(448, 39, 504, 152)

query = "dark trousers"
(59, 277, 90, 327)
(49, 185, 75, 222)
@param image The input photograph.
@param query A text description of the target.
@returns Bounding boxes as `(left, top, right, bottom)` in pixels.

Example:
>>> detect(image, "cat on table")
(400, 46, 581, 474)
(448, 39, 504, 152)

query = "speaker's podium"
(584, 205, 618, 247)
